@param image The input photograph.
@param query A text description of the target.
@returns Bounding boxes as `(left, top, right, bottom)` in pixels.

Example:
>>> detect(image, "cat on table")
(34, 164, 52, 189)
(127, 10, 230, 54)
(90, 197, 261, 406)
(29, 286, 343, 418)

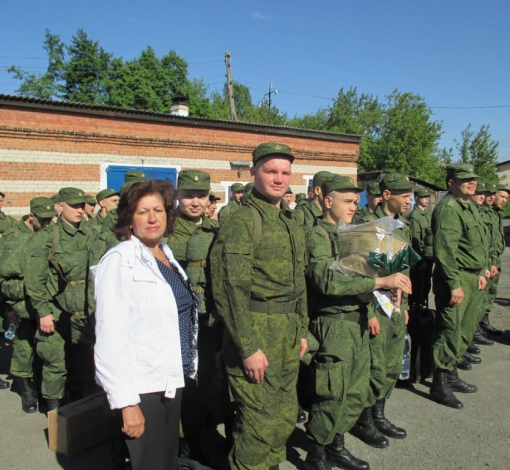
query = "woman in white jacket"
(93, 179, 198, 470)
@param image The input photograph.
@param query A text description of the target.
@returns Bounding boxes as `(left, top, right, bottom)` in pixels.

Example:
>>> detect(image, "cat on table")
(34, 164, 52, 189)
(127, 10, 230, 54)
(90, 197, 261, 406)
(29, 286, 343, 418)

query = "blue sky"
(2, 0, 509, 162)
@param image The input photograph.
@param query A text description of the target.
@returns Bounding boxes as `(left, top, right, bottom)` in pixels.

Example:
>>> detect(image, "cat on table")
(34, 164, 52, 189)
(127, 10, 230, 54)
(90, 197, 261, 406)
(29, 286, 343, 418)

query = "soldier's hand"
(368, 317, 380, 336)
(404, 309, 409, 325)
(243, 349, 269, 384)
(450, 287, 464, 306)
(479, 276, 488, 290)
(375, 273, 412, 294)
(490, 266, 498, 277)
(299, 338, 308, 359)
(122, 404, 145, 439)
(39, 315, 55, 334)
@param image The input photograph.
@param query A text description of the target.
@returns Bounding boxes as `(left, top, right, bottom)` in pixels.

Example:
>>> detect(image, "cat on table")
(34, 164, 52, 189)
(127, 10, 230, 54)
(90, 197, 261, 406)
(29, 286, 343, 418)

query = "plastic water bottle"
(4, 324, 17, 341)
(399, 328, 411, 380)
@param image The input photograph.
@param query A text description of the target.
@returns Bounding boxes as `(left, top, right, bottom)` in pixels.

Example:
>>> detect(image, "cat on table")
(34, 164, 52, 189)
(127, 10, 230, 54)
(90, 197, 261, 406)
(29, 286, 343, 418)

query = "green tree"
(455, 124, 499, 181)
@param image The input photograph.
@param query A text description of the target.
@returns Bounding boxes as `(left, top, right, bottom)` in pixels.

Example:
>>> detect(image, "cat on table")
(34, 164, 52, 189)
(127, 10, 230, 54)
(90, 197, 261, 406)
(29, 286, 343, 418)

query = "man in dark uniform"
(211, 142, 308, 470)
(429, 164, 487, 409)
(352, 182, 383, 224)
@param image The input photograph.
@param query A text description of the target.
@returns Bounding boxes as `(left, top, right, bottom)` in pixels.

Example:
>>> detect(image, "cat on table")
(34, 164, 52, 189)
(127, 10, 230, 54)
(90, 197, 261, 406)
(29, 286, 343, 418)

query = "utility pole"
(225, 51, 237, 121)
(260, 83, 278, 124)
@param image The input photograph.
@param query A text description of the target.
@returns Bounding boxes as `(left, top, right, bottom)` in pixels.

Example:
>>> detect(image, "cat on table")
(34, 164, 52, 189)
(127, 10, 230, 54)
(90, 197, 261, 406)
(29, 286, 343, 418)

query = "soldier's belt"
(249, 298, 301, 315)
(459, 268, 481, 275)
(318, 311, 361, 323)
(187, 261, 206, 268)
(72, 311, 86, 317)
(192, 286, 205, 294)
(67, 279, 86, 287)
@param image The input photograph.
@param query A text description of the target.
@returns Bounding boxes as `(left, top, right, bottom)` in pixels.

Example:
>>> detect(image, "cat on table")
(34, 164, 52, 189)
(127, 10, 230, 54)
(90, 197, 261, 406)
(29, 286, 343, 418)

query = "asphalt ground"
(1, 248, 509, 470)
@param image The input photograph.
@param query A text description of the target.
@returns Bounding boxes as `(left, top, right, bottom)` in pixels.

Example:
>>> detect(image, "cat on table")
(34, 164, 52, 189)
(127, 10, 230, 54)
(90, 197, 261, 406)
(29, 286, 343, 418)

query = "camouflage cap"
(483, 180, 497, 194)
(96, 188, 119, 202)
(414, 188, 430, 198)
(231, 183, 245, 192)
(379, 173, 413, 192)
(83, 195, 97, 205)
(285, 186, 293, 195)
(252, 142, 295, 165)
(497, 183, 510, 192)
(58, 187, 88, 205)
(322, 175, 363, 195)
(209, 192, 221, 202)
(125, 170, 147, 183)
(312, 171, 334, 188)
(446, 163, 477, 180)
(30, 197, 57, 218)
(50, 194, 59, 204)
(244, 182, 255, 192)
(119, 180, 144, 196)
(178, 170, 210, 191)
(295, 193, 307, 202)
(475, 181, 486, 193)
(366, 182, 382, 196)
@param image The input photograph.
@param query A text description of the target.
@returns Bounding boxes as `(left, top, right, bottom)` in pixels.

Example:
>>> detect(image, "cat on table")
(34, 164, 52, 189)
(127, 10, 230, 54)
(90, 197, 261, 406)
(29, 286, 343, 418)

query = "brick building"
(0, 94, 361, 217)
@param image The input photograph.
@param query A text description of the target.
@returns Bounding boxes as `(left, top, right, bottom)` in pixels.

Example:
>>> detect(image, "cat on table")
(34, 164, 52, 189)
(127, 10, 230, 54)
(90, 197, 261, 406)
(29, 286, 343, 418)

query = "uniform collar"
(249, 189, 293, 219)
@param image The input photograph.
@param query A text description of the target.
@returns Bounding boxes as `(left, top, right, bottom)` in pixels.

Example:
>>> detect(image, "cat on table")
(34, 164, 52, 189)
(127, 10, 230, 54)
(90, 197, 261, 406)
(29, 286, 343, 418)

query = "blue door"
(358, 191, 367, 208)
(106, 165, 178, 192)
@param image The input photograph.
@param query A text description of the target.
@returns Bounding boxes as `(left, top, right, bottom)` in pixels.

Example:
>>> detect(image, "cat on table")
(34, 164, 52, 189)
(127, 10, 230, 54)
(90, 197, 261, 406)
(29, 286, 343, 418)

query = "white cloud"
(251, 12, 268, 20)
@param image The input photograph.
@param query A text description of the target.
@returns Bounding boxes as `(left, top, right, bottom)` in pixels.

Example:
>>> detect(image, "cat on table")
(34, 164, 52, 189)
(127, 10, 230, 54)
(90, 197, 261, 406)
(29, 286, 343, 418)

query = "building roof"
(358, 171, 444, 191)
(0, 94, 361, 144)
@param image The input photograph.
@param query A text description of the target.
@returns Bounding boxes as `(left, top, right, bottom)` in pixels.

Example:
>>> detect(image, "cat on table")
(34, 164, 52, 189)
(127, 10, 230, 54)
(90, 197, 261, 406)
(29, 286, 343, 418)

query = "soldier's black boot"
(349, 407, 389, 448)
(429, 370, 463, 409)
(304, 441, 332, 470)
(297, 404, 307, 424)
(457, 355, 472, 370)
(325, 434, 370, 470)
(480, 313, 502, 336)
(463, 352, 481, 364)
(46, 398, 61, 411)
(17, 377, 38, 413)
(447, 366, 478, 393)
(467, 343, 480, 355)
(0, 377, 9, 389)
(371, 399, 406, 439)
(473, 326, 494, 346)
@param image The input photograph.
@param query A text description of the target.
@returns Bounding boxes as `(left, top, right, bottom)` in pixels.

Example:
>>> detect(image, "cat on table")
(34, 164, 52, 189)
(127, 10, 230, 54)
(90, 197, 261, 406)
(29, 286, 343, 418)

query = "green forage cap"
(252, 142, 295, 165)
(414, 188, 430, 198)
(497, 183, 510, 192)
(312, 171, 334, 188)
(244, 182, 255, 192)
(285, 186, 293, 195)
(379, 173, 413, 191)
(178, 170, 210, 191)
(58, 187, 88, 205)
(322, 175, 363, 195)
(96, 188, 119, 202)
(84, 195, 97, 205)
(30, 197, 57, 218)
(295, 193, 307, 202)
(366, 182, 382, 196)
(446, 163, 478, 180)
(231, 183, 245, 192)
(483, 180, 496, 194)
(474, 181, 486, 193)
(50, 194, 59, 204)
(124, 170, 147, 182)
(209, 192, 221, 202)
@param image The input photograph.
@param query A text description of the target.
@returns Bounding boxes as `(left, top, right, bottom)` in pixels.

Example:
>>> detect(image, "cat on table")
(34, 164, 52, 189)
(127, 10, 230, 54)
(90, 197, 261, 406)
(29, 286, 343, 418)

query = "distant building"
(496, 160, 510, 185)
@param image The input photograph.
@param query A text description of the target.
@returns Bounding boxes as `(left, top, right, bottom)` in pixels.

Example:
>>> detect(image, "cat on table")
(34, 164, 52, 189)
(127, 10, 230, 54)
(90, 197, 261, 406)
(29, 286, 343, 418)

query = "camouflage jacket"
(407, 206, 432, 258)
(489, 205, 505, 267)
(306, 219, 376, 317)
(211, 189, 308, 359)
(218, 200, 241, 225)
(167, 210, 200, 266)
(296, 200, 323, 231)
(352, 205, 372, 225)
(0, 212, 17, 237)
(432, 193, 488, 291)
(25, 217, 96, 319)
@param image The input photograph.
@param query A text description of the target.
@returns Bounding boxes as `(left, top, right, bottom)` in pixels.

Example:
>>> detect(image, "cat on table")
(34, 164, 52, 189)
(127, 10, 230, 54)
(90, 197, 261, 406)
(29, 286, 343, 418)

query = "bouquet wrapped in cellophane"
(329, 216, 421, 317)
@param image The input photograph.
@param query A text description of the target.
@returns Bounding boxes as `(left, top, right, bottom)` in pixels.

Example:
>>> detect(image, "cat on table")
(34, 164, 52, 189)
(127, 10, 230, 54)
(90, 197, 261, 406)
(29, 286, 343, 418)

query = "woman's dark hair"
(112, 179, 176, 241)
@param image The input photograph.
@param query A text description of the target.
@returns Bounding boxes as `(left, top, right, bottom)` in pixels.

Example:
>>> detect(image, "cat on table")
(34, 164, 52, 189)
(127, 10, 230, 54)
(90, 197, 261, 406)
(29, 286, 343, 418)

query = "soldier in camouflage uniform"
(283, 187, 294, 206)
(304, 175, 413, 470)
(429, 164, 488, 409)
(295, 193, 307, 207)
(211, 142, 308, 470)
(352, 182, 383, 224)
(0, 191, 17, 236)
(218, 182, 245, 225)
(355, 173, 413, 445)
(296, 171, 333, 231)
(86, 189, 119, 230)
(167, 170, 223, 465)
(239, 182, 255, 206)
(25, 187, 97, 410)
(206, 192, 221, 221)
(0, 198, 56, 412)
(479, 182, 508, 338)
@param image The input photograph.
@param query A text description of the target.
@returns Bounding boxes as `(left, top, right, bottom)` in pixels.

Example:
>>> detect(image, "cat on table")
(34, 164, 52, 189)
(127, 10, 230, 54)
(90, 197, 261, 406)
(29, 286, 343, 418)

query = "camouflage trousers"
(36, 311, 95, 399)
(433, 271, 482, 372)
(226, 313, 301, 470)
(306, 315, 370, 445)
(366, 309, 405, 407)
(10, 318, 37, 378)
(481, 269, 500, 321)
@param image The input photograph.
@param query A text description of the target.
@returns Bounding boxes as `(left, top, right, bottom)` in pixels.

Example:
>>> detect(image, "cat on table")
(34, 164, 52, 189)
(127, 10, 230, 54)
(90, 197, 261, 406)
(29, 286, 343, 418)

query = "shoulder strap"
(47, 223, 60, 271)
(249, 205, 262, 249)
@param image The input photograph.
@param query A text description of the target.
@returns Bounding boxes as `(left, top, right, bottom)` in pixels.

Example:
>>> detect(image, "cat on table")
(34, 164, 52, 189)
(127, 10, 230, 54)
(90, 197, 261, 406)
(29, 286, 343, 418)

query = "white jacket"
(92, 235, 198, 410)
